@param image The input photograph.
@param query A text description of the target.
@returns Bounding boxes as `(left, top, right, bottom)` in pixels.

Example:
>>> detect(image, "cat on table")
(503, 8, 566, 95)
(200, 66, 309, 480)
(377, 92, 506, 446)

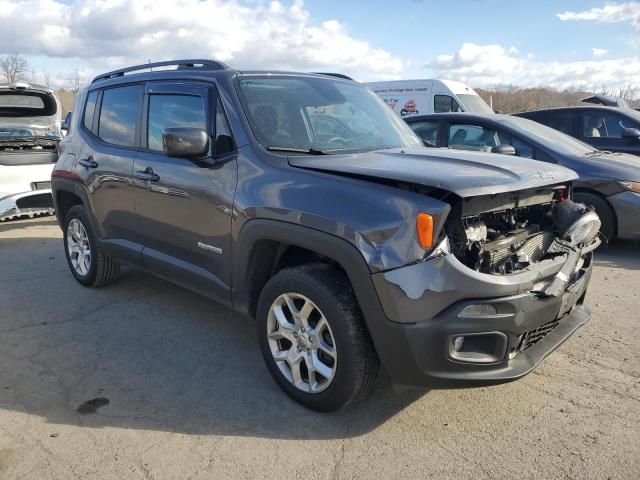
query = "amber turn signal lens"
(416, 213, 434, 249)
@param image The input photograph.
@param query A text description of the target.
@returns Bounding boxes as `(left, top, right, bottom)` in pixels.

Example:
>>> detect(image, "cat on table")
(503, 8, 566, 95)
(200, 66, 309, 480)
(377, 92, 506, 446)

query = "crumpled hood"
(289, 147, 578, 197)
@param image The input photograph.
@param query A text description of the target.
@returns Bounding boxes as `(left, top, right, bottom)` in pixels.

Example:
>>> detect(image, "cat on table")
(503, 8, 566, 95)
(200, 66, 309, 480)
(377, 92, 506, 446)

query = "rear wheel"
(257, 264, 379, 412)
(574, 192, 616, 242)
(63, 205, 119, 287)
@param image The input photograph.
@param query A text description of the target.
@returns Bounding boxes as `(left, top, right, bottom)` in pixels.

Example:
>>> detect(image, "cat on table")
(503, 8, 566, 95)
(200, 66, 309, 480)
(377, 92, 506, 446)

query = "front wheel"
(257, 264, 379, 412)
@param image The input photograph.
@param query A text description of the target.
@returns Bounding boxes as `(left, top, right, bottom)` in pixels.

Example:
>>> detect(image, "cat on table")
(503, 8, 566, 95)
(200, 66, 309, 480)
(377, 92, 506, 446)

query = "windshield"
(501, 116, 596, 156)
(457, 94, 493, 114)
(236, 75, 423, 153)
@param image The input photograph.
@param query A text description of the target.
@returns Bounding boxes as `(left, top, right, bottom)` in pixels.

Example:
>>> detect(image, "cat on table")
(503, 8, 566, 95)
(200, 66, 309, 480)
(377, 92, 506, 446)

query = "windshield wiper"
(268, 146, 327, 155)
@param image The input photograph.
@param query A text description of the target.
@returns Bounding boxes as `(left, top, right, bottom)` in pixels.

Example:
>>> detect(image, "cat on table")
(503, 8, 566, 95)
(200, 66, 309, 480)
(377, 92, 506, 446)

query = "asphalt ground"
(0, 217, 638, 479)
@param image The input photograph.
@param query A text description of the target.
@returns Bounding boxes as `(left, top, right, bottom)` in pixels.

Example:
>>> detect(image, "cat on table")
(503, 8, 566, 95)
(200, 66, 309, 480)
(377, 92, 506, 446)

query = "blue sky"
(305, 0, 637, 64)
(2, 0, 639, 92)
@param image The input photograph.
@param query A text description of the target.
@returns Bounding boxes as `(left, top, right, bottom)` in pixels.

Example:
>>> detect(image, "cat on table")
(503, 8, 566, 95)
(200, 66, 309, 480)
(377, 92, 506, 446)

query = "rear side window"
(434, 95, 462, 113)
(409, 121, 439, 146)
(83, 91, 98, 132)
(532, 111, 576, 136)
(98, 85, 143, 147)
(147, 94, 205, 151)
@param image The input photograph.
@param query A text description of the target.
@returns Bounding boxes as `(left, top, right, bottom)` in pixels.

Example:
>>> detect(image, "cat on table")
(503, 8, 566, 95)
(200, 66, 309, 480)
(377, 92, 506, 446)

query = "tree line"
(2, 53, 639, 115)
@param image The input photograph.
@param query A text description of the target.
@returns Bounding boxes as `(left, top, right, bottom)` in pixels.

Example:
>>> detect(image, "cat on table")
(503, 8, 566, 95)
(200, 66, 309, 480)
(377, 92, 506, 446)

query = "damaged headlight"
(554, 200, 601, 246)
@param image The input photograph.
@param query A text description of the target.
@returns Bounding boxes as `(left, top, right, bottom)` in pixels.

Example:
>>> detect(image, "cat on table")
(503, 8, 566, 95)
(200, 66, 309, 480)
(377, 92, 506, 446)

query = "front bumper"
(608, 190, 640, 240)
(0, 189, 54, 221)
(369, 247, 594, 387)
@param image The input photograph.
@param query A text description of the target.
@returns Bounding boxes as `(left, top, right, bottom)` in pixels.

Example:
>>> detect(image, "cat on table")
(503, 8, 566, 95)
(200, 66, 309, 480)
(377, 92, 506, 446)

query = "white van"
(365, 79, 493, 117)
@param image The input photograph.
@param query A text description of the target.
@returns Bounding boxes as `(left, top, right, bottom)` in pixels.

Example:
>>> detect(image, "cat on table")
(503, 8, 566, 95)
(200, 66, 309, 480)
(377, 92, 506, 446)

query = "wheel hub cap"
(266, 293, 337, 393)
(66, 218, 92, 276)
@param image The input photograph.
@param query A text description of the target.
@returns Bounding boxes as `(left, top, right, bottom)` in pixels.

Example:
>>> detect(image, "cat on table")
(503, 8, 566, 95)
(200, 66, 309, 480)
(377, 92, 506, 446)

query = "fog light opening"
(448, 332, 508, 364)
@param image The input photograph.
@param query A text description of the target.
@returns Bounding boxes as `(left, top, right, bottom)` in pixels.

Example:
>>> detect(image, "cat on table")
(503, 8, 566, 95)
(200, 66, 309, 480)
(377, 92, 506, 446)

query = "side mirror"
(491, 144, 516, 156)
(162, 127, 209, 158)
(621, 127, 640, 140)
(61, 112, 72, 133)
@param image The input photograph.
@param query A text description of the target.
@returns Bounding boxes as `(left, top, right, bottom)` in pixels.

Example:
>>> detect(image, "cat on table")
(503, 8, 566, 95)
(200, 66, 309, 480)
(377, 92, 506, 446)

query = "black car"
(52, 60, 599, 411)
(405, 112, 640, 241)
(514, 106, 640, 157)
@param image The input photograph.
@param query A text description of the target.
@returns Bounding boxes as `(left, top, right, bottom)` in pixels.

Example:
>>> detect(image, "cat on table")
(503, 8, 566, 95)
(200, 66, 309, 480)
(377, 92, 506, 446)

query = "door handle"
(79, 156, 98, 168)
(134, 167, 160, 182)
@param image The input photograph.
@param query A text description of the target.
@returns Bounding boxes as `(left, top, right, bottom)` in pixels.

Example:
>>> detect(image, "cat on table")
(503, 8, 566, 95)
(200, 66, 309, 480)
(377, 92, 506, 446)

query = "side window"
(447, 123, 496, 151)
(147, 94, 206, 152)
(495, 130, 534, 158)
(98, 85, 143, 147)
(83, 91, 98, 132)
(532, 111, 575, 136)
(584, 111, 638, 138)
(434, 95, 462, 113)
(214, 96, 235, 155)
(409, 121, 439, 146)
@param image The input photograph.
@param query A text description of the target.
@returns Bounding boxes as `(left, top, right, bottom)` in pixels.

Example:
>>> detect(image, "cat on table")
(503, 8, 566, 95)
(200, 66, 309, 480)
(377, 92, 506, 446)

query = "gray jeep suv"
(52, 60, 601, 411)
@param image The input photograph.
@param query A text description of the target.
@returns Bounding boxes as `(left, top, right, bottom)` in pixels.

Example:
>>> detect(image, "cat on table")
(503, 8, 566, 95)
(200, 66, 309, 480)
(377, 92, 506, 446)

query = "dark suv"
(52, 60, 601, 411)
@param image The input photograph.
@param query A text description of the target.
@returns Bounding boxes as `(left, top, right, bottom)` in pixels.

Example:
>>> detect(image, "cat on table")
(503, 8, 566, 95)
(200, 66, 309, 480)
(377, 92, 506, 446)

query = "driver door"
(132, 82, 238, 305)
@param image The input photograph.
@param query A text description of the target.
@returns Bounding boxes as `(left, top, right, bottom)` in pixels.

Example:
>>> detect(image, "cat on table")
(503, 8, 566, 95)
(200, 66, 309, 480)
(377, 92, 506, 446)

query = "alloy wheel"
(266, 292, 337, 393)
(66, 218, 92, 276)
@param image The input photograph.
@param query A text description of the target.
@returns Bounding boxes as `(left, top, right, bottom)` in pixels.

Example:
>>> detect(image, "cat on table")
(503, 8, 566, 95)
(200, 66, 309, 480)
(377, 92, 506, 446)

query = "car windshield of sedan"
(236, 75, 423, 153)
(503, 116, 598, 156)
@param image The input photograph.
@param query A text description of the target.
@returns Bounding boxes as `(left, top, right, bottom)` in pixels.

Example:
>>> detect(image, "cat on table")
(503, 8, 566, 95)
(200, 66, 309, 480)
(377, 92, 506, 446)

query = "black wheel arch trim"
(232, 218, 417, 382)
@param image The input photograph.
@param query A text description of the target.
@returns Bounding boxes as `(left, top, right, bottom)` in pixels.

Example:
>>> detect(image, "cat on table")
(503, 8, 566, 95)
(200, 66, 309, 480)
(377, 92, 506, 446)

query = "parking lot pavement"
(0, 217, 638, 480)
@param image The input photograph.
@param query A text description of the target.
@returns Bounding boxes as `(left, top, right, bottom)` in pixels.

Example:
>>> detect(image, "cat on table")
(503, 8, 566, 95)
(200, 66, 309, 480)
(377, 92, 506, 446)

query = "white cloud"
(428, 42, 640, 91)
(0, 0, 405, 83)
(557, 2, 640, 46)
(557, 2, 640, 22)
(592, 48, 609, 57)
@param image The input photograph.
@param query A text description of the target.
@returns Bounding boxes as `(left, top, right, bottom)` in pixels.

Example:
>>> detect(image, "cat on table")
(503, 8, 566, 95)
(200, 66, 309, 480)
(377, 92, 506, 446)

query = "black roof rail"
(91, 59, 230, 84)
(313, 72, 354, 81)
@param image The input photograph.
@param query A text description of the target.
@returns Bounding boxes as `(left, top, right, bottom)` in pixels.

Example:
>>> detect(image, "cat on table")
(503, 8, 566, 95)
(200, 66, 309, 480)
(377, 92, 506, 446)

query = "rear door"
(79, 84, 142, 262)
(132, 82, 237, 305)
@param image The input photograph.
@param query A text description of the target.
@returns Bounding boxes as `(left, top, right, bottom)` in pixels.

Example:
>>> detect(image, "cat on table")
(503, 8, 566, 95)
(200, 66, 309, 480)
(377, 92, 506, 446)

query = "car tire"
(63, 205, 119, 287)
(256, 263, 379, 412)
(574, 192, 616, 242)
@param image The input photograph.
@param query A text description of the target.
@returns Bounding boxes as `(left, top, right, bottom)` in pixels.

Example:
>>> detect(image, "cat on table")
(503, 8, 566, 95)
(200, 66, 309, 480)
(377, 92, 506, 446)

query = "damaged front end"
(446, 185, 601, 282)
(370, 183, 601, 387)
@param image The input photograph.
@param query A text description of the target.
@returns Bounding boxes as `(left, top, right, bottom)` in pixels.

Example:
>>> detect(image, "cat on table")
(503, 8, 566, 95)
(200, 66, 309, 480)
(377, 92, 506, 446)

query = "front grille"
(517, 318, 562, 351)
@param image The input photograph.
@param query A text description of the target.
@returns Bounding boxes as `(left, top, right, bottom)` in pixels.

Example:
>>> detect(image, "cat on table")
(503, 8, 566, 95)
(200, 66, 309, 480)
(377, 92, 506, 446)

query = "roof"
(90, 59, 356, 87)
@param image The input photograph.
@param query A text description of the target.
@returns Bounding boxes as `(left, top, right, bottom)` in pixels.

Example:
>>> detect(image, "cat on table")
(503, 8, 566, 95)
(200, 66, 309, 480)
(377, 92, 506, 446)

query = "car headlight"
(563, 210, 601, 246)
(618, 181, 640, 194)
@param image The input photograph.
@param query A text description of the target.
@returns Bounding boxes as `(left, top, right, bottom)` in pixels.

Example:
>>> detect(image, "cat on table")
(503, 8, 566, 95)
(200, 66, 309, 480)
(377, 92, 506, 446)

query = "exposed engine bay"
(446, 187, 601, 275)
